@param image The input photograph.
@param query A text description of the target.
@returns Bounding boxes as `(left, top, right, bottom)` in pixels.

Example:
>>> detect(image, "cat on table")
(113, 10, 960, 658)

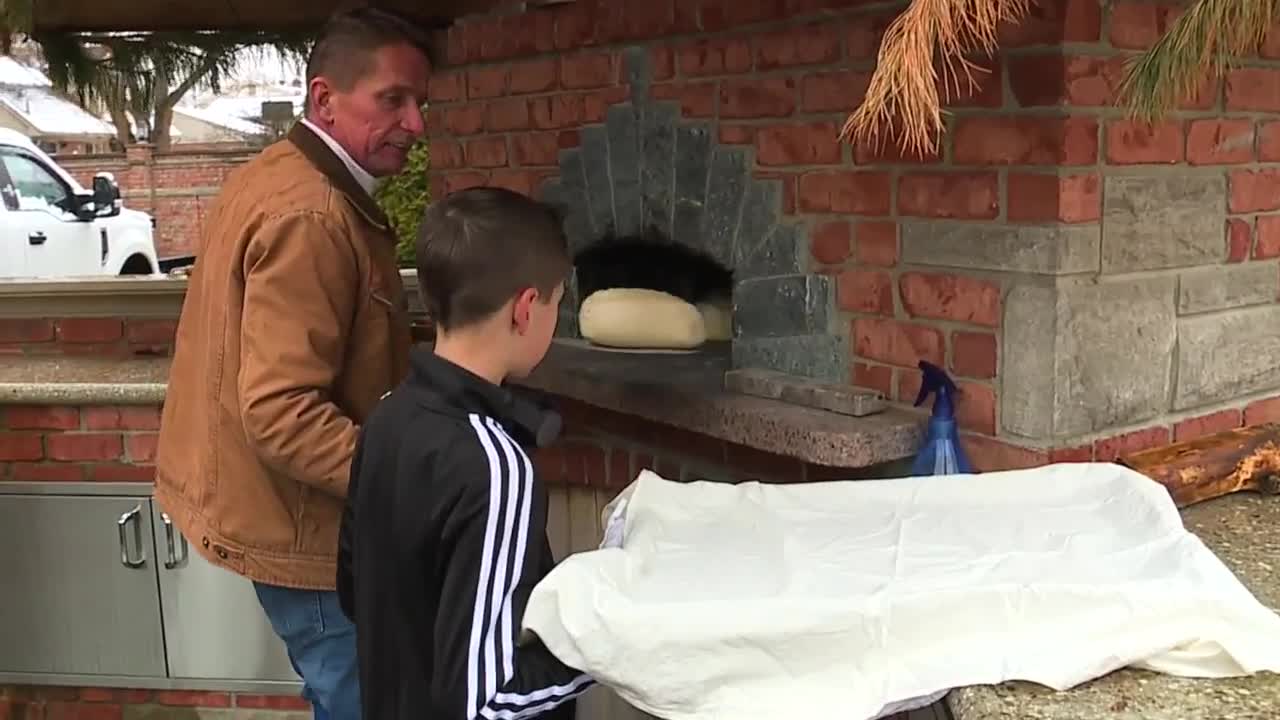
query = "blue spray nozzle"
(912, 360, 957, 418)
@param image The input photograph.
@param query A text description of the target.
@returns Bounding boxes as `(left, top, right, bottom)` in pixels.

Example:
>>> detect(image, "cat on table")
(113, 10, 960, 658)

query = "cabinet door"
(0, 495, 166, 676)
(150, 500, 300, 682)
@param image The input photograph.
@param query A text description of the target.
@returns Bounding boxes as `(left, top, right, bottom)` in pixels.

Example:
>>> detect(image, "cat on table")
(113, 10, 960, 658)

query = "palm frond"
(839, 0, 1031, 156)
(1119, 0, 1279, 121)
(0, 0, 34, 51)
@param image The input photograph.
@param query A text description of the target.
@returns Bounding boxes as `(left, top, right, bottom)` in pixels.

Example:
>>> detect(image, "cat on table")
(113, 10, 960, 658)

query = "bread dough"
(696, 300, 732, 341)
(579, 288, 707, 349)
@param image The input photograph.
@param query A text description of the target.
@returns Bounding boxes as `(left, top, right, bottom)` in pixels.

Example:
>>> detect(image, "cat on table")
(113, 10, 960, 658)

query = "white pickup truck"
(0, 128, 160, 279)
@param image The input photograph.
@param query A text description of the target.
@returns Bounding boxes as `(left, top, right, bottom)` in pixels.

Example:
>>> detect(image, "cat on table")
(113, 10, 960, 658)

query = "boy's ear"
(512, 287, 538, 334)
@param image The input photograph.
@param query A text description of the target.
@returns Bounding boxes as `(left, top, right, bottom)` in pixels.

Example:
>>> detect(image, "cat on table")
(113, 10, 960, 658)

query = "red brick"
(126, 433, 160, 463)
(953, 116, 1097, 165)
(726, 443, 806, 482)
(1186, 120, 1255, 165)
(465, 137, 509, 168)
(4, 406, 79, 430)
(512, 133, 561, 166)
(855, 221, 898, 267)
(562, 441, 609, 486)
(56, 319, 123, 343)
(650, 46, 675, 81)
(608, 448, 632, 487)
(1105, 120, 1184, 164)
(561, 52, 615, 89)
(755, 122, 841, 166)
(1245, 396, 1280, 425)
(956, 381, 997, 436)
(1009, 55, 1123, 107)
(530, 95, 585, 129)
(155, 691, 231, 708)
(1108, 1, 1181, 49)
(486, 98, 531, 131)
(1226, 68, 1280, 111)
(801, 70, 871, 113)
(426, 107, 445, 135)
(940, 59, 1003, 108)
(509, 59, 558, 94)
(897, 173, 999, 219)
(1230, 169, 1280, 212)
(720, 76, 796, 118)
(427, 71, 465, 102)
(124, 319, 177, 345)
(552, 1, 598, 49)
(444, 105, 485, 135)
(233, 695, 310, 710)
(952, 331, 998, 379)
(487, 170, 545, 196)
(79, 688, 152, 704)
(444, 171, 489, 194)
(852, 362, 893, 397)
(961, 435, 1049, 472)
(853, 131, 943, 165)
(899, 272, 1002, 327)
(45, 701, 122, 720)
(0, 319, 54, 343)
(0, 433, 43, 461)
(1259, 121, 1280, 161)
(699, 0, 787, 30)
(1173, 409, 1243, 442)
(11, 462, 86, 482)
(650, 82, 717, 117)
(753, 23, 840, 69)
(810, 220, 851, 265)
(1254, 216, 1280, 259)
(847, 12, 896, 59)
(998, 0, 1102, 46)
(1227, 218, 1254, 262)
(1094, 426, 1172, 461)
(837, 269, 894, 315)
(719, 125, 755, 144)
(47, 433, 122, 461)
(83, 406, 162, 430)
(89, 463, 156, 482)
(676, 37, 752, 76)
(467, 66, 508, 99)
(1007, 172, 1101, 223)
(533, 446, 567, 484)
(431, 140, 465, 169)
(1049, 445, 1094, 463)
(585, 85, 628, 121)
(853, 318, 945, 367)
(798, 171, 892, 215)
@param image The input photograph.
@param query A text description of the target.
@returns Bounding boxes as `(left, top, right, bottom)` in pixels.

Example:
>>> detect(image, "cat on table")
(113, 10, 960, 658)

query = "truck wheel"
(119, 255, 155, 275)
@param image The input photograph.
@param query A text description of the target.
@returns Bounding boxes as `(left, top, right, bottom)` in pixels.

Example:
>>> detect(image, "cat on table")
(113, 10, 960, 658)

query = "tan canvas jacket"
(154, 122, 412, 590)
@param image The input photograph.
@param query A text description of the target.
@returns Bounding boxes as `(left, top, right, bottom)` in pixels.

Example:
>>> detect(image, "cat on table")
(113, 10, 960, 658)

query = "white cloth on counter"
(522, 463, 1280, 720)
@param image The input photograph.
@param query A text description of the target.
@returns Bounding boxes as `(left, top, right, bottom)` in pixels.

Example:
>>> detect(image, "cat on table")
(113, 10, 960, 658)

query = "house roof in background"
(0, 86, 116, 137)
(0, 56, 53, 88)
(173, 105, 268, 136)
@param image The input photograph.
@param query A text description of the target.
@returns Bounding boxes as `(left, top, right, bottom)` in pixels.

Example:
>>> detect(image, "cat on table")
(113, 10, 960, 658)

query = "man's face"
(310, 42, 429, 177)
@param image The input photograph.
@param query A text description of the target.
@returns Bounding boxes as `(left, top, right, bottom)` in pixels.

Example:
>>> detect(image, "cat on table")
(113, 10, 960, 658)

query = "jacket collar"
(287, 121, 390, 231)
(406, 346, 562, 449)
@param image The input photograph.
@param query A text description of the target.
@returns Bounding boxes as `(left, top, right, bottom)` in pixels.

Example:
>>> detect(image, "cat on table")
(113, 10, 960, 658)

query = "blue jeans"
(254, 582, 361, 720)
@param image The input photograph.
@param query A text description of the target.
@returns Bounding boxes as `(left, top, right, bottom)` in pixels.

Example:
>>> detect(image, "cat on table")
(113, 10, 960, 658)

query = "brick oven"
(427, 0, 1280, 473)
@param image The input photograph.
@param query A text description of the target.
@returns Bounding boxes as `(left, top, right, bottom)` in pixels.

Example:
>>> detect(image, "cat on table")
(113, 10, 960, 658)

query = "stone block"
(731, 334, 847, 383)
(736, 178, 783, 268)
(579, 125, 615, 235)
(557, 150, 596, 253)
(1002, 276, 1177, 438)
(672, 124, 712, 245)
(606, 104, 642, 236)
(639, 103, 677, 237)
(735, 274, 831, 338)
(701, 145, 748, 268)
(901, 222, 1100, 275)
(724, 368, 887, 417)
(1177, 262, 1279, 315)
(1176, 306, 1280, 409)
(736, 222, 802, 279)
(1102, 175, 1226, 273)
(125, 708, 231, 720)
(623, 46, 652, 103)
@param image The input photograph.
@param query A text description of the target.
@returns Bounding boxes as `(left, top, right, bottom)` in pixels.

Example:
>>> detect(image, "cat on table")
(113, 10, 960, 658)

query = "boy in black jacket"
(337, 187, 594, 720)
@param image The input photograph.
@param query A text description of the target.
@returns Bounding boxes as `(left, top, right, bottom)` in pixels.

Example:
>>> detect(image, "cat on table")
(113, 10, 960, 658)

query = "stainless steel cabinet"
(149, 500, 298, 682)
(0, 494, 167, 677)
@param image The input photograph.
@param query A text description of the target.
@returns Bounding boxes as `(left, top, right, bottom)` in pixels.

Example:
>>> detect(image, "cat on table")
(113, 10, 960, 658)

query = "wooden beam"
(1118, 423, 1280, 508)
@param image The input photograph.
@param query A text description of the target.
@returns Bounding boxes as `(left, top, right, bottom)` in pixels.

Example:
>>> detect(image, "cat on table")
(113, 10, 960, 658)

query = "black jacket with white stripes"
(337, 347, 593, 720)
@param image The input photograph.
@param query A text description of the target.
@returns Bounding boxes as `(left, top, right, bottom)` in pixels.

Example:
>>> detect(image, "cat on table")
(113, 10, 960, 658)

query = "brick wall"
(59, 144, 255, 259)
(0, 686, 311, 720)
(425, 0, 1280, 466)
(0, 318, 177, 357)
(0, 404, 160, 482)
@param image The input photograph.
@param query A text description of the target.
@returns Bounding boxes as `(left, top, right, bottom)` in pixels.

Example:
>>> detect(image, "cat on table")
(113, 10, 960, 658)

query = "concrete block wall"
(426, 0, 1280, 466)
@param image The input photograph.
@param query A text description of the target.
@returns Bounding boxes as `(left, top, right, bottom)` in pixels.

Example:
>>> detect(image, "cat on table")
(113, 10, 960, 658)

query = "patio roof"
(28, 0, 509, 33)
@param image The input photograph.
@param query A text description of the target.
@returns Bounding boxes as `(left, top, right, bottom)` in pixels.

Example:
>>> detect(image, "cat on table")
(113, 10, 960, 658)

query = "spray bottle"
(910, 360, 974, 476)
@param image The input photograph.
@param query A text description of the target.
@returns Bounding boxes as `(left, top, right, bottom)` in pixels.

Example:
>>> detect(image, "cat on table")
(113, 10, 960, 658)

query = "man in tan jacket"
(153, 9, 429, 719)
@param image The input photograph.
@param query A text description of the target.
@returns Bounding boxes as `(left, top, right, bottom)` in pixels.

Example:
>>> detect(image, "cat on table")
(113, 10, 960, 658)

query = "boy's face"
(509, 281, 564, 379)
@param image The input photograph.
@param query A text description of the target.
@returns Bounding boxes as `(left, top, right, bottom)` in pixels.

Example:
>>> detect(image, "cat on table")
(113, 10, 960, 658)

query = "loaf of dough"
(696, 300, 732, 341)
(579, 288, 707, 349)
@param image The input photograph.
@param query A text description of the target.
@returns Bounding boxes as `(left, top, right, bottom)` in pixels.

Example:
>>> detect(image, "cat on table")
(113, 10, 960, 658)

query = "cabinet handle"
(161, 512, 188, 569)
(117, 505, 146, 568)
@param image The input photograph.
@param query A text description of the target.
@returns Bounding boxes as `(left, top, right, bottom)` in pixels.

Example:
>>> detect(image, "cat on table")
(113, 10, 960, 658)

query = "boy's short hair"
(416, 187, 571, 331)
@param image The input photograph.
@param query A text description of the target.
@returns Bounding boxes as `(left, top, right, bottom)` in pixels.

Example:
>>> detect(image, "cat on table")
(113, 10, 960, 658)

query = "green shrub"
(375, 138, 431, 267)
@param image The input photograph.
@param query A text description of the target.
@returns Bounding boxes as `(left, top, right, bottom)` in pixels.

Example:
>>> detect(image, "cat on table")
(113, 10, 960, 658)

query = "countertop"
(948, 492, 1280, 720)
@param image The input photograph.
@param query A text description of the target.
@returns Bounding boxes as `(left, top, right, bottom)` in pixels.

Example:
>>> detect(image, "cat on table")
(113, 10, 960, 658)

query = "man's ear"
(512, 287, 538, 334)
(308, 77, 335, 122)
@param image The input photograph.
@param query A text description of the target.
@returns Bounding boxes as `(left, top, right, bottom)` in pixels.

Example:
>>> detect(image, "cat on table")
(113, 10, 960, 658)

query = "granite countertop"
(949, 492, 1280, 720)
(0, 356, 167, 404)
